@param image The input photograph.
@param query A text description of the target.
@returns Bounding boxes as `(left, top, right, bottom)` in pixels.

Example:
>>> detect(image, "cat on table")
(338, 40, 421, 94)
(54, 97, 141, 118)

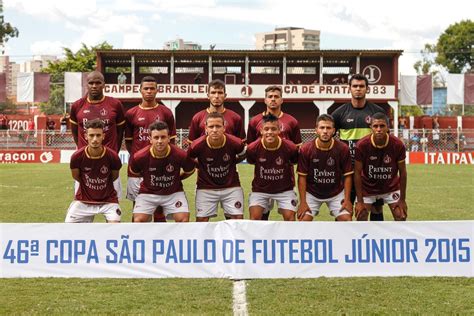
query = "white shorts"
(249, 190, 298, 213)
(74, 176, 122, 200)
(195, 187, 244, 218)
(126, 177, 142, 201)
(65, 201, 121, 223)
(133, 192, 189, 218)
(362, 190, 401, 205)
(305, 191, 350, 218)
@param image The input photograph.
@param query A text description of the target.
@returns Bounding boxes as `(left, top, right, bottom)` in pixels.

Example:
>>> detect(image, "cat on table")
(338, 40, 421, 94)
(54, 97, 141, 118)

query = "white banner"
(399, 75, 416, 105)
(104, 84, 396, 100)
(1, 221, 472, 278)
(447, 74, 464, 104)
(64, 72, 83, 103)
(16, 72, 34, 102)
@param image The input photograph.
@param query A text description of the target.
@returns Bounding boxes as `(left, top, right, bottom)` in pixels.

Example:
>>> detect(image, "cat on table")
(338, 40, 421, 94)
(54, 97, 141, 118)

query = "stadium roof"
(97, 49, 403, 65)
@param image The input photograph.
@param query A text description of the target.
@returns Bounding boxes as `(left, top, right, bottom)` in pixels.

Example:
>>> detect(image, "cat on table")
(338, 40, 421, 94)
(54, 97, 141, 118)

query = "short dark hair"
(205, 112, 225, 125)
(84, 118, 104, 130)
(349, 74, 369, 87)
(265, 85, 282, 97)
(208, 79, 226, 92)
(316, 114, 335, 127)
(140, 76, 157, 89)
(149, 120, 169, 133)
(371, 112, 389, 125)
(262, 113, 279, 124)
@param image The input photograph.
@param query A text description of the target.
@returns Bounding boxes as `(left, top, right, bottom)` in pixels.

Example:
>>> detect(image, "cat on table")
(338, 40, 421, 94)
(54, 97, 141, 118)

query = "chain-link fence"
(1, 128, 472, 152)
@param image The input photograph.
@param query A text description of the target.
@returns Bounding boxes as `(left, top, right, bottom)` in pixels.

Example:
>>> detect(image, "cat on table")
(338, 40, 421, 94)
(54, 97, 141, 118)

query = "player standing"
(247, 114, 298, 221)
(331, 73, 386, 221)
(69, 71, 126, 198)
(354, 112, 408, 221)
(130, 121, 195, 222)
(65, 119, 122, 223)
(247, 85, 302, 220)
(188, 79, 246, 143)
(297, 114, 353, 222)
(188, 112, 246, 222)
(125, 76, 176, 222)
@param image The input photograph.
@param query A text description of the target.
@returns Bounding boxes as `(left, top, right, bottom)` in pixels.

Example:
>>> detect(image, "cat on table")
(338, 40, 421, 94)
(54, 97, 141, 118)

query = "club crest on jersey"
(384, 155, 391, 164)
(279, 123, 285, 132)
(154, 115, 162, 121)
(275, 156, 283, 165)
(327, 157, 335, 166)
(291, 200, 297, 206)
(223, 153, 230, 162)
(175, 201, 182, 208)
(392, 192, 400, 200)
(116, 209, 121, 216)
(100, 108, 108, 116)
(234, 201, 242, 209)
(166, 163, 174, 173)
(365, 115, 372, 124)
(100, 165, 108, 174)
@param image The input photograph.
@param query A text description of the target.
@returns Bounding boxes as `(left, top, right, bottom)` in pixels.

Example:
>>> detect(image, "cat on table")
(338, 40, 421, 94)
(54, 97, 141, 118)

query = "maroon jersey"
(247, 112, 302, 145)
(297, 138, 353, 199)
(125, 104, 176, 155)
(129, 144, 195, 195)
(70, 96, 126, 152)
(247, 137, 298, 193)
(188, 108, 246, 141)
(355, 134, 406, 196)
(70, 146, 122, 204)
(188, 133, 245, 190)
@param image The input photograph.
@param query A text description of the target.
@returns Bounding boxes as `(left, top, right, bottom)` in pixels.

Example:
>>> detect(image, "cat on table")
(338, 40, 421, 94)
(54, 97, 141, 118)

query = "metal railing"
(0, 128, 472, 152)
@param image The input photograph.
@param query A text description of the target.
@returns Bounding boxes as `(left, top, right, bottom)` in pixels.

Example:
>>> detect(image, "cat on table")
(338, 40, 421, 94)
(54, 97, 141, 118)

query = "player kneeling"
(247, 114, 298, 221)
(354, 113, 408, 221)
(297, 114, 353, 221)
(130, 121, 195, 222)
(66, 119, 122, 223)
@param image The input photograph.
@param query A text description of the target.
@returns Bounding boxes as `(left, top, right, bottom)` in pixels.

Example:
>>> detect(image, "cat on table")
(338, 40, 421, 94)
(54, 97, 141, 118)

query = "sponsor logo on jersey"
(206, 158, 214, 162)
(138, 117, 145, 121)
(312, 158, 319, 163)
(100, 165, 108, 174)
(149, 168, 156, 171)
(166, 163, 174, 173)
(346, 118, 354, 122)
(384, 155, 391, 164)
(84, 167, 92, 171)
(259, 158, 267, 162)
(369, 156, 377, 160)
(83, 110, 90, 114)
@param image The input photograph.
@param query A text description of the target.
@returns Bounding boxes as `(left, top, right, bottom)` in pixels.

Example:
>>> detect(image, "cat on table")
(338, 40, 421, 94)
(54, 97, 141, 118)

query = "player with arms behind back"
(354, 112, 408, 221)
(247, 113, 298, 221)
(66, 119, 122, 223)
(130, 121, 195, 223)
(297, 114, 353, 222)
(188, 112, 246, 222)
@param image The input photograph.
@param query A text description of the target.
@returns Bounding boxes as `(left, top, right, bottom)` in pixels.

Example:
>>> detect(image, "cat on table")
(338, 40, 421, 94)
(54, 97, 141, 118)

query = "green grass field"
(1, 163, 473, 314)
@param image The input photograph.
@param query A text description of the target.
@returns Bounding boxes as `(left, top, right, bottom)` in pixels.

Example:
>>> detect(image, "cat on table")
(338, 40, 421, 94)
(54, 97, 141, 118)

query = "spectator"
(433, 115, 440, 129)
(457, 127, 466, 152)
(26, 118, 35, 146)
(60, 113, 68, 136)
(117, 72, 127, 84)
(446, 126, 455, 151)
(432, 126, 440, 151)
(410, 130, 420, 152)
(0, 114, 7, 130)
(46, 118, 56, 146)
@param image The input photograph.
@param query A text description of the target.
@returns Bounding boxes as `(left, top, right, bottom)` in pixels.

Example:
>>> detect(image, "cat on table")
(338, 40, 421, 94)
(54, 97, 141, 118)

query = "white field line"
(233, 280, 249, 316)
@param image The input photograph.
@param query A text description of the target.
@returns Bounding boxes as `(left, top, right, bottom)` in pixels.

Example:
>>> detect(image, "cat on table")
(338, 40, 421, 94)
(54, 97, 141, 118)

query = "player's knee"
(336, 214, 352, 221)
(133, 214, 150, 222)
(356, 210, 369, 221)
(173, 213, 189, 222)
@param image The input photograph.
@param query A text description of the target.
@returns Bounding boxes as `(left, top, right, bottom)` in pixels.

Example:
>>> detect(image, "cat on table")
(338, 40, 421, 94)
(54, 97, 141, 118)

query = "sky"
(2, 0, 473, 75)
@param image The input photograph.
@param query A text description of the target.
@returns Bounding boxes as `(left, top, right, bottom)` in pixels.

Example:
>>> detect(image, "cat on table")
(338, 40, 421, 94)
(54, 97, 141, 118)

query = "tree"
(413, 44, 445, 87)
(435, 20, 474, 73)
(0, 4, 19, 53)
(42, 42, 113, 114)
